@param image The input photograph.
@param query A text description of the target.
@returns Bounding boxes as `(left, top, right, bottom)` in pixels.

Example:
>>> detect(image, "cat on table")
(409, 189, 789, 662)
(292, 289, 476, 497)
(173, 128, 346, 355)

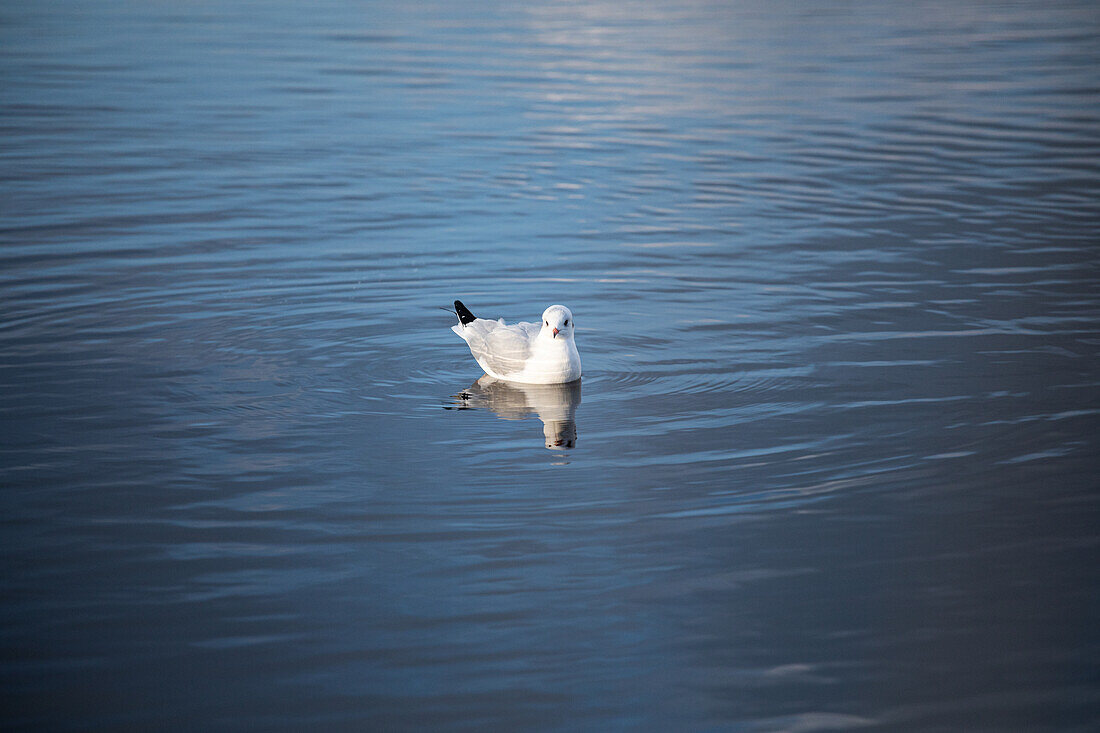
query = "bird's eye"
(545, 320, 548, 326)
(565, 320, 569, 326)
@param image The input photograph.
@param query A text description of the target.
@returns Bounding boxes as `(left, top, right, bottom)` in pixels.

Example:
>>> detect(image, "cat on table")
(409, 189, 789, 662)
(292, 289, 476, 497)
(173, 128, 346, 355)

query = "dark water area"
(2, 1, 1099, 730)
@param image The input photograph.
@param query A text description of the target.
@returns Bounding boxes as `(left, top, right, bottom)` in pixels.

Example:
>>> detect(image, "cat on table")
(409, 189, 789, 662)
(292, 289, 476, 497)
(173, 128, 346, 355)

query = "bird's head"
(541, 305, 574, 340)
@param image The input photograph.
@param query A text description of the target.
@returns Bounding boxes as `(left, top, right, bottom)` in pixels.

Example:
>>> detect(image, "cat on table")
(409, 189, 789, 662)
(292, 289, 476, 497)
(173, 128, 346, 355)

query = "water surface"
(2, 0, 1099, 730)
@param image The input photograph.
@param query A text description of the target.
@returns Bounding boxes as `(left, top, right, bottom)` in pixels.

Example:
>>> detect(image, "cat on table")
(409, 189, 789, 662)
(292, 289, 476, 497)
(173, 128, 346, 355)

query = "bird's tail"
(453, 300, 477, 325)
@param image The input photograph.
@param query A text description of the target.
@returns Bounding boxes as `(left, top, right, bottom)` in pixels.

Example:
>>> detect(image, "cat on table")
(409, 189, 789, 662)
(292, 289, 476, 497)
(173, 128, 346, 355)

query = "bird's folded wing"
(464, 320, 537, 376)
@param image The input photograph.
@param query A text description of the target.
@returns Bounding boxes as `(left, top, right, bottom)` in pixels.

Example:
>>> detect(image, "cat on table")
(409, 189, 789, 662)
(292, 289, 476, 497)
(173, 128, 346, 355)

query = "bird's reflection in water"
(450, 375, 581, 450)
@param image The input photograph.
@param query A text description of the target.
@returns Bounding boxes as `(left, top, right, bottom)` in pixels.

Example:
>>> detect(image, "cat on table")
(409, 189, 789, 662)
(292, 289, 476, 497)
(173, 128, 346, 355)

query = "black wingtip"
(454, 300, 477, 325)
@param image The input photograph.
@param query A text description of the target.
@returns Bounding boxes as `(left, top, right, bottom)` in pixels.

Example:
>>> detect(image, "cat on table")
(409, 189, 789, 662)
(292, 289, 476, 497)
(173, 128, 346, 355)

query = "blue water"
(2, 1, 1099, 730)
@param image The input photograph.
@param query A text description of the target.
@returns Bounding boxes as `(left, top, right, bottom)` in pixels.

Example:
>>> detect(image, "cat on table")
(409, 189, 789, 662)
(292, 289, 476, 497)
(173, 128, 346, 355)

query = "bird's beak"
(552, 327, 559, 337)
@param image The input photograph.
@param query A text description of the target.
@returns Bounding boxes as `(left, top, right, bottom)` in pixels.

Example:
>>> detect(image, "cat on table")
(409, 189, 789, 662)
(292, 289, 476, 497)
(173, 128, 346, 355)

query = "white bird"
(450, 300, 581, 384)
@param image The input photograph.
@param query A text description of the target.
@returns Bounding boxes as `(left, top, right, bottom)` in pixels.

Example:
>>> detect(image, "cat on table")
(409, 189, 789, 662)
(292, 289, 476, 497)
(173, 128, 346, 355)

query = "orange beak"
(552, 327, 559, 337)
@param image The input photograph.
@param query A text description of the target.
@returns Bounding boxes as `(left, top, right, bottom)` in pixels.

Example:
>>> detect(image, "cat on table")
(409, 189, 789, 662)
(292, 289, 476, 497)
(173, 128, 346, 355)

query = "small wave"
(590, 362, 813, 399)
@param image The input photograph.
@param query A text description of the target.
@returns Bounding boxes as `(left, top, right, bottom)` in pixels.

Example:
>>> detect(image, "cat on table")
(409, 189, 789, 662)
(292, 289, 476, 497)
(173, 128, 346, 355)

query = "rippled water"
(3, 1, 1099, 730)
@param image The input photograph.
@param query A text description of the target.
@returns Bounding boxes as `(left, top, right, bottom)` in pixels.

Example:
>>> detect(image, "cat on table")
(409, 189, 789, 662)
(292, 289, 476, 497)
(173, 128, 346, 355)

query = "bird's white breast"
(510, 337, 581, 384)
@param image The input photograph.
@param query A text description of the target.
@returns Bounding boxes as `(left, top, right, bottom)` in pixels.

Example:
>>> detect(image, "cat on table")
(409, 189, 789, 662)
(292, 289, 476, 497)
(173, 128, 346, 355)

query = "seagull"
(450, 300, 581, 384)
